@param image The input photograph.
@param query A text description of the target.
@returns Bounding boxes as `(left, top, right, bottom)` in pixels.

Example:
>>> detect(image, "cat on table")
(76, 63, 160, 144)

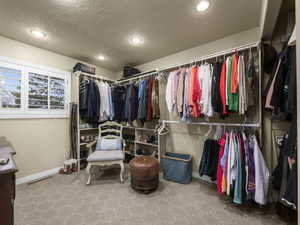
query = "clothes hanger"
(204, 125, 214, 140)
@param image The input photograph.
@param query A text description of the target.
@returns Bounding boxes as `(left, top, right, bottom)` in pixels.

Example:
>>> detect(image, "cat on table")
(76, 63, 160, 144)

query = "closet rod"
(115, 41, 259, 84)
(161, 120, 260, 128)
(117, 70, 157, 83)
(74, 71, 115, 82)
(115, 70, 158, 84)
(159, 41, 259, 72)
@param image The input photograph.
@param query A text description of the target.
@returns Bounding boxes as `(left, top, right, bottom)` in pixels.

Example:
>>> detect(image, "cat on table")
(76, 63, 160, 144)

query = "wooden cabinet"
(0, 173, 15, 225)
(0, 145, 17, 225)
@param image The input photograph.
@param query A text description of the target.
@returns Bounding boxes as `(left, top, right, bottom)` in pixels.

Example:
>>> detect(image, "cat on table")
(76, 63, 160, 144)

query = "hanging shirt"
(265, 59, 281, 109)
(221, 133, 229, 193)
(217, 134, 226, 194)
(253, 135, 269, 205)
(238, 55, 246, 115)
(108, 86, 114, 120)
(189, 66, 200, 117)
(152, 78, 160, 119)
(228, 55, 239, 111)
(231, 54, 239, 94)
(137, 80, 148, 122)
(211, 62, 223, 114)
(172, 70, 180, 113)
(229, 133, 237, 189)
(246, 134, 256, 200)
(225, 57, 231, 106)
(233, 133, 242, 204)
(182, 68, 191, 121)
(199, 64, 213, 117)
(146, 78, 154, 121)
(176, 69, 185, 113)
(219, 61, 228, 116)
(165, 71, 174, 112)
(226, 131, 234, 195)
(98, 81, 110, 121)
(111, 86, 126, 122)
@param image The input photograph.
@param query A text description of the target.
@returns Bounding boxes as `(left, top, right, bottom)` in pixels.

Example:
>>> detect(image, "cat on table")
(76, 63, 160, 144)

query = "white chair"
(86, 121, 125, 185)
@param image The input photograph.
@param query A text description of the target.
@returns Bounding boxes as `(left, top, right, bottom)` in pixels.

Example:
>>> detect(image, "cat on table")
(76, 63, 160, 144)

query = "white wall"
(0, 35, 115, 178)
(136, 28, 260, 72)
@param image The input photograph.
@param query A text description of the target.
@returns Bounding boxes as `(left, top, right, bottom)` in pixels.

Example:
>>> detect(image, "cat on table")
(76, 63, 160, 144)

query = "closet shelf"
(80, 143, 87, 146)
(135, 141, 158, 147)
(79, 128, 98, 131)
(124, 151, 135, 155)
(123, 126, 155, 132)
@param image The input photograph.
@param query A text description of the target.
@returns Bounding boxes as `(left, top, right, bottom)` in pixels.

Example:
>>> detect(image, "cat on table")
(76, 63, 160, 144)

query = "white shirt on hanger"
(199, 64, 213, 117)
(253, 135, 270, 205)
(98, 81, 110, 120)
(165, 71, 174, 113)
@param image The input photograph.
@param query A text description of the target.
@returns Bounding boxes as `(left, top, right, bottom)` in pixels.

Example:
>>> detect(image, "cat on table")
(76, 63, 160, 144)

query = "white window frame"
(0, 56, 71, 119)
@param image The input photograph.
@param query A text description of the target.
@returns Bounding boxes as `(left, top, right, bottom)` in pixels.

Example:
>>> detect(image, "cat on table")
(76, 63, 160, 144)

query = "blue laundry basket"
(161, 152, 193, 184)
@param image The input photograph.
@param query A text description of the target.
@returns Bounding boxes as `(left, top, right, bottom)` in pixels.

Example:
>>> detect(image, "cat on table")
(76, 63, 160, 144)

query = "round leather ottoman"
(129, 156, 159, 194)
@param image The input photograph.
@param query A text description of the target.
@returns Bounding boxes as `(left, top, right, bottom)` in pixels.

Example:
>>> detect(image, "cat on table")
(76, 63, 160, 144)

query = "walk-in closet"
(0, 0, 299, 225)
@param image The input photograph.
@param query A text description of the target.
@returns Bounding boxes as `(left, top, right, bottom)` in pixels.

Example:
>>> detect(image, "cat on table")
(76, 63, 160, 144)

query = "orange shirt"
(231, 54, 239, 93)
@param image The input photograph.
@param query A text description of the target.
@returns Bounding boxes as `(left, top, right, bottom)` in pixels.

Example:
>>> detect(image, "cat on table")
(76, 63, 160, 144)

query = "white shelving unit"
(123, 126, 161, 162)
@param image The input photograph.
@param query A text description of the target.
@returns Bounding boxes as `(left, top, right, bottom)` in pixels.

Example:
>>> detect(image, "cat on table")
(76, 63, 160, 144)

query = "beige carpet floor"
(15, 168, 292, 225)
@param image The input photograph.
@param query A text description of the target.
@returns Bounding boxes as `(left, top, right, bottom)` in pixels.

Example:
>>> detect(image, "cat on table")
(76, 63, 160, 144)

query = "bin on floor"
(161, 152, 192, 184)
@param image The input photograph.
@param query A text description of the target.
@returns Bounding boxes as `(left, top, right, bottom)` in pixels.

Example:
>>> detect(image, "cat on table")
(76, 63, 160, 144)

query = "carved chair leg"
(120, 161, 125, 182)
(86, 163, 92, 185)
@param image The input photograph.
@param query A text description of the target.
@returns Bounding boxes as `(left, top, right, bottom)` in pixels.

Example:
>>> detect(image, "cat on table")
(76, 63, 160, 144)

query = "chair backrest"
(98, 121, 123, 140)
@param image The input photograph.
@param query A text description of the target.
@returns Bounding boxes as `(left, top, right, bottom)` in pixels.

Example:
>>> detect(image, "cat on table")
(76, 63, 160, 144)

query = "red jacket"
(191, 66, 201, 117)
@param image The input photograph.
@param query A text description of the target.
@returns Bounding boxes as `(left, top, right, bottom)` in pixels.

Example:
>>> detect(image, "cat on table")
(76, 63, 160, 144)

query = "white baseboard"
(16, 167, 61, 185)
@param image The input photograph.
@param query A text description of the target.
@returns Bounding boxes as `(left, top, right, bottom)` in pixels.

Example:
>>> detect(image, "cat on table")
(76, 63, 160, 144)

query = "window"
(28, 73, 49, 109)
(0, 66, 22, 109)
(50, 77, 65, 110)
(0, 56, 70, 118)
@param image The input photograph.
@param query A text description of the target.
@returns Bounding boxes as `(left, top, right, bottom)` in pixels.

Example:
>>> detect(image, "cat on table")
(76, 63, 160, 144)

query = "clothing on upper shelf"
(165, 52, 257, 120)
(200, 130, 269, 205)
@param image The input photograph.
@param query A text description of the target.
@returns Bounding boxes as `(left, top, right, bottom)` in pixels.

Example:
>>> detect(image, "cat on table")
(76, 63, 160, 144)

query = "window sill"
(0, 114, 69, 119)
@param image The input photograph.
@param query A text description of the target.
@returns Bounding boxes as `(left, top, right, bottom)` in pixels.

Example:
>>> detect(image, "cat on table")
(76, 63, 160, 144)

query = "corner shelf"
(135, 141, 158, 147)
(123, 126, 160, 162)
(79, 128, 98, 131)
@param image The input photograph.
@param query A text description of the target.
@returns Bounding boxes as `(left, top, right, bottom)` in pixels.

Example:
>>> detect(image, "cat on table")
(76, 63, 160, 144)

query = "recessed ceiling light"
(196, 0, 210, 12)
(128, 34, 144, 46)
(97, 55, 106, 61)
(30, 29, 47, 39)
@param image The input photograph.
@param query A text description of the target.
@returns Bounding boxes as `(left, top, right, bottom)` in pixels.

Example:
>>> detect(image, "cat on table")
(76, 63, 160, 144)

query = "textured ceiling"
(0, 0, 262, 72)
